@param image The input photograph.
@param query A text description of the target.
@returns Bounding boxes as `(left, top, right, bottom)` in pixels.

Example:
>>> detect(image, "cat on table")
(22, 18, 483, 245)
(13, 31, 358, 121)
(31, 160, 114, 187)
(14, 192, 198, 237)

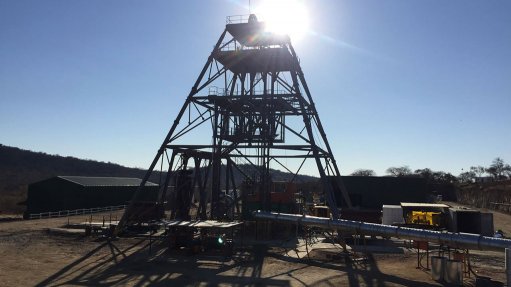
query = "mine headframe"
(117, 15, 352, 231)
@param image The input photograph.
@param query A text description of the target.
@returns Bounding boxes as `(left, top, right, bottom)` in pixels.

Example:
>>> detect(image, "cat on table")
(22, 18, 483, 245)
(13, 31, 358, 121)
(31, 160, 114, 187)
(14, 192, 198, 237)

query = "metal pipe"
(253, 211, 511, 251)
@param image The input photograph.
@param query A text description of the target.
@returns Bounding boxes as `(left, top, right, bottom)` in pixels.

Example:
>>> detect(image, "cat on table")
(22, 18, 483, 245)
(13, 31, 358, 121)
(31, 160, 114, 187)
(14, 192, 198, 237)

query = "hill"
(0, 144, 158, 214)
(0, 144, 318, 214)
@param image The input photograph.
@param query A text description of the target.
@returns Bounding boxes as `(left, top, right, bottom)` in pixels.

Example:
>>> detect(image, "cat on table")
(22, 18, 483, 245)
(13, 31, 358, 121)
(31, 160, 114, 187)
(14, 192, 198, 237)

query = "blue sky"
(1, 0, 510, 176)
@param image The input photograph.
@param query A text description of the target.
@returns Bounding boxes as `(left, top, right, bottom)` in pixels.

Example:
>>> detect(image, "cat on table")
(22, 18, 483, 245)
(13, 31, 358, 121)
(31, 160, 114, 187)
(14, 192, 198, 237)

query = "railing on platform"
(226, 15, 251, 24)
(208, 86, 294, 97)
(28, 205, 126, 220)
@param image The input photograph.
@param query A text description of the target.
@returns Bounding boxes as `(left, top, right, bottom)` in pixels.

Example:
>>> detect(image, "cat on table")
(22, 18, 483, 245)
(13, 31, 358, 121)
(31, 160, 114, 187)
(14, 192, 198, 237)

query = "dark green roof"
(58, 176, 158, 187)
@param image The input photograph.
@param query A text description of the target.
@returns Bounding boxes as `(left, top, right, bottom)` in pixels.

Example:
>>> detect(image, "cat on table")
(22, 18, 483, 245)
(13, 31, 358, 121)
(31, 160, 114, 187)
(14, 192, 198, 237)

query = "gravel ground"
(0, 209, 508, 286)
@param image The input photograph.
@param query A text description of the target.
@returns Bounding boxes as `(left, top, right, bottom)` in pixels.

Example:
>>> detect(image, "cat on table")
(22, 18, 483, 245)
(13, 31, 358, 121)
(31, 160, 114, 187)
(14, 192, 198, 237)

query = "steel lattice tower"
(118, 15, 352, 229)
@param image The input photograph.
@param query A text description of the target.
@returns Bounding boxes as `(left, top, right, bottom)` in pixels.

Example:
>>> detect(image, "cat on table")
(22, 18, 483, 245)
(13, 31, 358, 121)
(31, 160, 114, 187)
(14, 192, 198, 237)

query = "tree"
(458, 171, 476, 183)
(351, 169, 376, 176)
(470, 166, 486, 178)
(415, 168, 458, 184)
(386, 166, 412, 177)
(486, 157, 510, 180)
(437, 172, 458, 184)
(414, 168, 434, 180)
(505, 165, 511, 179)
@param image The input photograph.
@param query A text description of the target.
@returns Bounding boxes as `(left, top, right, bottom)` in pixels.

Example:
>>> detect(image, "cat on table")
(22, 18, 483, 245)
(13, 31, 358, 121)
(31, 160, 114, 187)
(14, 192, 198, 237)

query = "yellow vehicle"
(406, 211, 442, 227)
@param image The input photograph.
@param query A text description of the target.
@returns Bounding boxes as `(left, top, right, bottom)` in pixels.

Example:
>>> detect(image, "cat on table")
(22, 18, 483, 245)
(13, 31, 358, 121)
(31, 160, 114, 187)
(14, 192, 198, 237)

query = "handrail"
(28, 205, 126, 220)
(208, 86, 292, 97)
(226, 15, 251, 24)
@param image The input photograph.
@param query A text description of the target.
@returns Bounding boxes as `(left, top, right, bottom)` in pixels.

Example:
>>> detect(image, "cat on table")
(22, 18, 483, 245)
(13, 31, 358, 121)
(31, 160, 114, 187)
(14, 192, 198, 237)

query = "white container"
(444, 259, 463, 285)
(431, 256, 446, 281)
(382, 205, 404, 225)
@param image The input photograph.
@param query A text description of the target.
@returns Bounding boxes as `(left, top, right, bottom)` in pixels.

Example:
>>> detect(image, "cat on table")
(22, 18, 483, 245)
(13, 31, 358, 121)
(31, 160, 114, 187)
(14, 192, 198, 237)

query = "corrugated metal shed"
(336, 176, 429, 209)
(335, 176, 427, 210)
(24, 176, 159, 218)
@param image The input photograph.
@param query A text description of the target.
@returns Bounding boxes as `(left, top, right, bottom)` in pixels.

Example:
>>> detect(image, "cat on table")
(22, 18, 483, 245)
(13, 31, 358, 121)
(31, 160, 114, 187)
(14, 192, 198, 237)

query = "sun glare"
(254, 0, 310, 42)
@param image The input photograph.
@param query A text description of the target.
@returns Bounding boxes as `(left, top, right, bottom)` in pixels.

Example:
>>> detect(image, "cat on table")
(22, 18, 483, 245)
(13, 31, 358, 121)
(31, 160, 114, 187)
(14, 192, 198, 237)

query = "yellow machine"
(406, 211, 442, 227)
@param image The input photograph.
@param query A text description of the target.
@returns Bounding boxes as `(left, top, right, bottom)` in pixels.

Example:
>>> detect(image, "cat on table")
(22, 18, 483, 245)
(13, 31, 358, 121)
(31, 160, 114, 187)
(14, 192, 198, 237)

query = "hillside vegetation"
(5, 143, 509, 216)
(0, 144, 155, 214)
(0, 144, 317, 214)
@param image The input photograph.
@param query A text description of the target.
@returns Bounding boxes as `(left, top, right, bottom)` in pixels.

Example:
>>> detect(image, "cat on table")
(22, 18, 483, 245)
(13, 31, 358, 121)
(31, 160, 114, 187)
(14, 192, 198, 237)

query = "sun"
(254, 0, 310, 42)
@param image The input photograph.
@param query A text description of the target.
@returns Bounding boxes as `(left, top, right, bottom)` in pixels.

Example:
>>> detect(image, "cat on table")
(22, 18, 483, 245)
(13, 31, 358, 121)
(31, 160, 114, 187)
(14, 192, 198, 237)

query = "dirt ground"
(0, 208, 508, 286)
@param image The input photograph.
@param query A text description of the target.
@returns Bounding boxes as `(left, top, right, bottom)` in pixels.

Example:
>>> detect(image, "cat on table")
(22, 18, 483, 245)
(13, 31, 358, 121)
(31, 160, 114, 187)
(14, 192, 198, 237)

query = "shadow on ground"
(35, 237, 441, 286)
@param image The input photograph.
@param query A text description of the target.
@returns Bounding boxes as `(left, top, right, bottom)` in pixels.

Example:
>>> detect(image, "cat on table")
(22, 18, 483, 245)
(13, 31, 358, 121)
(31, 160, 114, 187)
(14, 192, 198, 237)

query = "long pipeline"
(253, 211, 511, 251)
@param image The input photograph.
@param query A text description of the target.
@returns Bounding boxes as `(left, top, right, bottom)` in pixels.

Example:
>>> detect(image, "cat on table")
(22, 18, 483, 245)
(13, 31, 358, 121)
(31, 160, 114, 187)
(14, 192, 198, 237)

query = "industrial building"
(340, 176, 428, 209)
(24, 176, 158, 218)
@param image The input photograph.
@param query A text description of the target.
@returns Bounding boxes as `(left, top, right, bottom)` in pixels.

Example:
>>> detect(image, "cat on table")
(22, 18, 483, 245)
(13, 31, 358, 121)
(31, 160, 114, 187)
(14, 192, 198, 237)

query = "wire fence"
(28, 205, 126, 220)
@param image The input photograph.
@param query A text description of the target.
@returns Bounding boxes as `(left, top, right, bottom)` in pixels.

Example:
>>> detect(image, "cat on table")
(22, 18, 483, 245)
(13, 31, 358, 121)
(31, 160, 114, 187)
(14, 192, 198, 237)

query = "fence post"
(506, 248, 511, 287)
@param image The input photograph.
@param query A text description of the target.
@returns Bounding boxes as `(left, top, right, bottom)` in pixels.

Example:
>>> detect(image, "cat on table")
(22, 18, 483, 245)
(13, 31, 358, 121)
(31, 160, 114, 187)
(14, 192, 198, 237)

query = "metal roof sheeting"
(400, 202, 450, 208)
(58, 176, 158, 187)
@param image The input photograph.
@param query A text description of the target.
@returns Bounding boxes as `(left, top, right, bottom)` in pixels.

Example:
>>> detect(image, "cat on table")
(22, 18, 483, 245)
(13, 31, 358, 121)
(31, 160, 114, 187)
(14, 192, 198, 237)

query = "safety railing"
(226, 15, 251, 24)
(220, 41, 240, 52)
(208, 86, 294, 97)
(28, 205, 126, 220)
(208, 86, 227, 96)
(220, 42, 284, 52)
